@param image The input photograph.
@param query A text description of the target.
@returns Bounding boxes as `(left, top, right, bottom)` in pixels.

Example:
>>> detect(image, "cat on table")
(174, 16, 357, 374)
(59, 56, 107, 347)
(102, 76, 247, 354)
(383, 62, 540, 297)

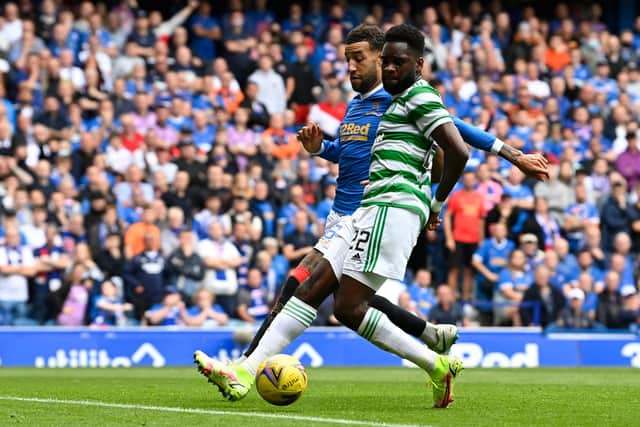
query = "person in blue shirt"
(563, 183, 600, 251)
(493, 249, 533, 326)
(237, 269, 270, 324)
(93, 280, 134, 326)
(315, 179, 336, 224)
(189, 2, 220, 63)
(472, 223, 515, 303)
(184, 289, 229, 327)
(144, 287, 186, 326)
(589, 61, 618, 102)
(406, 269, 437, 319)
(576, 272, 598, 320)
(276, 184, 315, 239)
(554, 237, 580, 288)
(209, 23, 550, 365)
(577, 250, 605, 292)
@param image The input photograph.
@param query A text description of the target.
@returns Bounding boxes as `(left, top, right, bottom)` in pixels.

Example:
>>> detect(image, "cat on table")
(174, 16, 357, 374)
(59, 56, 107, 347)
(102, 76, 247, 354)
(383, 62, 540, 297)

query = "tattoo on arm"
(498, 143, 523, 164)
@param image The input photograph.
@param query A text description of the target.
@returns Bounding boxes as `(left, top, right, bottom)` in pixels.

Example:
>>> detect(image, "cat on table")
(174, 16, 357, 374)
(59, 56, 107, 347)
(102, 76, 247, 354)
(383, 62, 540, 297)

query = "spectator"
(429, 285, 465, 326)
(620, 285, 640, 331)
(522, 197, 562, 251)
(597, 271, 625, 328)
(184, 288, 229, 327)
(123, 232, 166, 320)
(92, 280, 133, 326)
(33, 224, 69, 324)
(248, 55, 287, 115)
(406, 269, 437, 319)
(174, 139, 207, 189)
(127, 11, 156, 58)
(283, 210, 316, 268)
(0, 225, 36, 325)
(159, 206, 187, 257)
(96, 232, 125, 282)
(472, 222, 515, 302)
(237, 268, 269, 324)
(166, 229, 205, 302)
(124, 203, 161, 258)
(144, 287, 187, 326)
(475, 163, 503, 214)
(56, 263, 94, 327)
(189, 1, 221, 64)
(601, 179, 631, 250)
(213, 71, 245, 117)
(615, 130, 640, 189)
(240, 81, 270, 130)
(563, 182, 600, 251)
(554, 288, 596, 329)
(445, 170, 485, 300)
(261, 113, 301, 161)
(197, 221, 242, 316)
(162, 171, 195, 219)
(520, 265, 565, 327)
(287, 44, 322, 125)
(494, 249, 532, 326)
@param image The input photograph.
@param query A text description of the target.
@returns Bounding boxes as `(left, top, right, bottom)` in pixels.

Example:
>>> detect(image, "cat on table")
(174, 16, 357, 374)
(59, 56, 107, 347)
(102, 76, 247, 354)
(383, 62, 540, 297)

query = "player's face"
(381, 41, 422, 95)
(345, 41, 381, 94)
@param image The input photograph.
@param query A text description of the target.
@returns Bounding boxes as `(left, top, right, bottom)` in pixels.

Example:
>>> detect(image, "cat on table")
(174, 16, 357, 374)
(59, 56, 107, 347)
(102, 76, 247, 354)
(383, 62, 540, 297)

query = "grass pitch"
(0, 367, 638, 426)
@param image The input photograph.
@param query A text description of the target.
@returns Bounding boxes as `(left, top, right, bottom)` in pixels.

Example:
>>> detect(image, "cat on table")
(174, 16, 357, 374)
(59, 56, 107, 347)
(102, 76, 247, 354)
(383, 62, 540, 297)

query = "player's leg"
(242, 249, 320, 358)
(369, 294, 458, 354)
(337, 205, 462, 407)
(243, 211, 345, 357)
(194, 260, 339, 401)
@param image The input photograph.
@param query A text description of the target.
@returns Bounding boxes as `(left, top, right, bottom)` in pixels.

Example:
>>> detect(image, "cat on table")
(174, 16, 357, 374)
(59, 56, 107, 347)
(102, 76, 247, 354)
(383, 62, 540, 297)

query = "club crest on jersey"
(340, 122, 370, 142)
(365, 101, 383, 117)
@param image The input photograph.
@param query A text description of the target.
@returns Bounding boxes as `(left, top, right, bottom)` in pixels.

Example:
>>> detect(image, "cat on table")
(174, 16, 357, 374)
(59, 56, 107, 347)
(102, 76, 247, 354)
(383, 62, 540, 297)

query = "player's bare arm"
(497, 143, 550, 181)
(427, 122, 470, 231)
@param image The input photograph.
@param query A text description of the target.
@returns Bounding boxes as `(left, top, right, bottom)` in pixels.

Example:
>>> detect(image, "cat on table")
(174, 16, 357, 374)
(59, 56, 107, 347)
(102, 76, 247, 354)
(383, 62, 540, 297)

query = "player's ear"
(416, 56, 424, 71)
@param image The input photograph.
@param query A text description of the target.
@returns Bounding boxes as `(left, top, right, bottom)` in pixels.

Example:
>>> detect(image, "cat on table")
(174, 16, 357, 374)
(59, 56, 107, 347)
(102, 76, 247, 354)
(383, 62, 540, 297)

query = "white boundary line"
(0, 396, 431, 427)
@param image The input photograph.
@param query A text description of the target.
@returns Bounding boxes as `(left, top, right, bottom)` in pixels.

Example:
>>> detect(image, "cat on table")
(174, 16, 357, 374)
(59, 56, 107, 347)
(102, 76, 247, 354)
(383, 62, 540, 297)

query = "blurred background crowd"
(0, 0, 639, 331)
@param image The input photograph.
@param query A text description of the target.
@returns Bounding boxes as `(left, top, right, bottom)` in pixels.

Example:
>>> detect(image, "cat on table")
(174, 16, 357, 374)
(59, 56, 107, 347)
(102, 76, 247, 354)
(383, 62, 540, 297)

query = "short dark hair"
(345, 24, 385, 52)
(384, 24, 425, 57)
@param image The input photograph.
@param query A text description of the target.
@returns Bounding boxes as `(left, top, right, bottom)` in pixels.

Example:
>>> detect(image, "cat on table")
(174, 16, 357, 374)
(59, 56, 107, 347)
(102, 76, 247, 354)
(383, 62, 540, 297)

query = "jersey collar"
(359, 83, 384, 100)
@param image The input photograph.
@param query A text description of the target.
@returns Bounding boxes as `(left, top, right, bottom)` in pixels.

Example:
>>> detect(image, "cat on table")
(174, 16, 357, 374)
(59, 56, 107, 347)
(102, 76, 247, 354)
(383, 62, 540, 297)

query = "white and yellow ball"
(255, 354, 308, 406)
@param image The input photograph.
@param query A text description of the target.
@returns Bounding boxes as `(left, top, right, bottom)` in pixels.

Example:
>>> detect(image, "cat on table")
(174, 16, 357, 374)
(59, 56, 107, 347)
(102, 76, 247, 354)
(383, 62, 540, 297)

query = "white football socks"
(420, 322, 439, 348)
(358, 307, 438, 372)
(242, 297, 316, 375)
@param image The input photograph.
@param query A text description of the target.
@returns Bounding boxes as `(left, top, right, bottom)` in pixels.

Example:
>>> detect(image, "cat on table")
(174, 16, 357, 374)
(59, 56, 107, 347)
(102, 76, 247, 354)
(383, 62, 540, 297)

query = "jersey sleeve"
(450, 115, 497, 153)
(317, 137, 340, 163)
(497, 269, 513, 291)
(404, 87, 453, 139)
(472, 241, 487, 263)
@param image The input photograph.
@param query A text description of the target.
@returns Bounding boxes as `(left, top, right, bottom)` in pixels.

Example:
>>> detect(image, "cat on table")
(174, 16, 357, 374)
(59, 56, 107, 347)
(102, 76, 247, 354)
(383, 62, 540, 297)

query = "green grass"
(0, 367, 638, 426)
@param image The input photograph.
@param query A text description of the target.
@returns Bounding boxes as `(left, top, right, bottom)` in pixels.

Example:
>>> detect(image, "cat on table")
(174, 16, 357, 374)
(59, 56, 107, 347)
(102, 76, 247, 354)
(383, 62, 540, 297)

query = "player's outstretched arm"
(451, 116, 549, 181)
(428, 122, 469, 230)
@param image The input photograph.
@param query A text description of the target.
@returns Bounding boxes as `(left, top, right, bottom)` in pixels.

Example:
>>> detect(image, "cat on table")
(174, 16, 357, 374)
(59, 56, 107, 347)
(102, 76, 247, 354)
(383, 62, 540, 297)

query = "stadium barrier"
(0, 327, 638, 368)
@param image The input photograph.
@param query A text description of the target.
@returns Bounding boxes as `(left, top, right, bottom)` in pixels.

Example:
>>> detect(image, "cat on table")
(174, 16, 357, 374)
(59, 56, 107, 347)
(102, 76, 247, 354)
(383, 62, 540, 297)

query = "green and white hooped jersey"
(361, 79, 452, 225)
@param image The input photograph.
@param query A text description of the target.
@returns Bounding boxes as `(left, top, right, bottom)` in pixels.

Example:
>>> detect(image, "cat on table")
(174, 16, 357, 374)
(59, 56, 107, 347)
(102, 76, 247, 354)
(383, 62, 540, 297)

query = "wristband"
(431, 199, 445, 212)
(490, 138, 505, 155)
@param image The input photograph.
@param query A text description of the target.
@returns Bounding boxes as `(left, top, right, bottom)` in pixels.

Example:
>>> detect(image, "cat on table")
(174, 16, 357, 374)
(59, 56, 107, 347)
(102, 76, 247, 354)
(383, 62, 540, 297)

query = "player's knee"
(300, 249, 322, 271)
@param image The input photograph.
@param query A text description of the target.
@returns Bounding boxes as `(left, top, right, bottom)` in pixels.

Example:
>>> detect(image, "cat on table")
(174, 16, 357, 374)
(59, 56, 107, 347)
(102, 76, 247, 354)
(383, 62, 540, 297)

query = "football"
(255, 354, 308, 406)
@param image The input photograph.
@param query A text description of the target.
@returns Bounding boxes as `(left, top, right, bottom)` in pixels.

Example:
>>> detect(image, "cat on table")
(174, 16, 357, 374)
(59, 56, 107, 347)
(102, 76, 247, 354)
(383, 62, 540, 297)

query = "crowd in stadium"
(0, 0, 638, 331)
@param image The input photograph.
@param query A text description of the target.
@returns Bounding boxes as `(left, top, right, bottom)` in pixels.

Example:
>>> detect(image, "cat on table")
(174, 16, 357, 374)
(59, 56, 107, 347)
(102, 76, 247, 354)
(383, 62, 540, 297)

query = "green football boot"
(193, 350, 254, 401)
